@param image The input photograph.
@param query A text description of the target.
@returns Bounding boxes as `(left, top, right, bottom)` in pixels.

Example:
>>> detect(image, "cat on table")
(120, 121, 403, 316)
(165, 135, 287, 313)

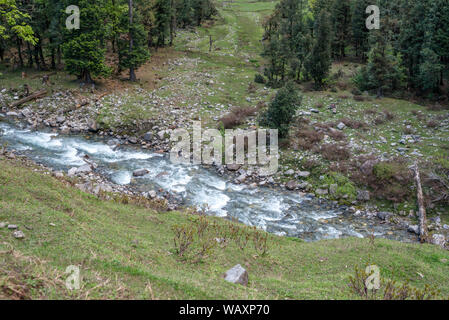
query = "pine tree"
(118, 0, 150, 81)
(305, 9, 332, 88)
(331, 0, 351, 59)
(351, 0, 369, 59)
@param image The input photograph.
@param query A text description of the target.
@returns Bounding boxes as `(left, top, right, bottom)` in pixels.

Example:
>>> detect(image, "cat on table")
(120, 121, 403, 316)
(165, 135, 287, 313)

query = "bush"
(254, 73, 266, 84)
(260, 82, 301, 138)
(320, 143, 351, 161)
(219, 106, 258, 129)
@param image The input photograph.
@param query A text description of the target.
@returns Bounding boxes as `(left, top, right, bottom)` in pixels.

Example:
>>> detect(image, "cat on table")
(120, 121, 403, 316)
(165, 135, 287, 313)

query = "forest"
(1, 0, 448, 101)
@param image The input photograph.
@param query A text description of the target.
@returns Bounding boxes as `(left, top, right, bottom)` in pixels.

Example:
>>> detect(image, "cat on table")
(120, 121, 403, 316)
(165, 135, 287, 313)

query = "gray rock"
(297, 182, 311, 190)
(298, 171, 310, 178)
(360, 159, 377, 175)
(226, 164, 241, 171)
(357, 190, 370, 201)
(316, 188, 328, 196)
(407, 225, 420, 235)
(329, 184, 338, 195)
(21, 108, 32, 118)
(430, 234, 446, 248)
(143, 132, 153, 142)
(7, 224, 18, 230)
(88, 119, 98, 132)
(13, 230, 25, 239)
(128, 137, 138, 144)
(0, 222, 6, 228)
(76, 164, 93, 174)
(443, 224, 449, 230)
(377, 212, 391, 220)
(286, 180, 297, 190)
(6, 111, 18, 117)
(133, 168, 149, 177)
(148, 190, 157, 198)
(285, 169, 295, 176)
(337, 122, 346, 130)
(236, 173, 247, 183)
(223, 264, 248, 286)
(56, 116, 66, 124)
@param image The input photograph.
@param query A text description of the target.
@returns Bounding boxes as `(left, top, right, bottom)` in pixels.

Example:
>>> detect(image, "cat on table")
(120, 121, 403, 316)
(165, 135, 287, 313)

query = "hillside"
(1, 157, 448, 299)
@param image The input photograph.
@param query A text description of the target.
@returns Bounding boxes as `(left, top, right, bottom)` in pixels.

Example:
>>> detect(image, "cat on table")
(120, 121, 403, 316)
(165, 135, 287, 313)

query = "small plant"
(172, 224, 195, 257)
(349, 265, 441, 300)
(252, 229, 269, 256)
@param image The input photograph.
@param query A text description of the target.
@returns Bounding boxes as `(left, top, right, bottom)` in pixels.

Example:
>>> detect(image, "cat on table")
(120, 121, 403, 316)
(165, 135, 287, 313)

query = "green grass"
(1, 158, 448, 299)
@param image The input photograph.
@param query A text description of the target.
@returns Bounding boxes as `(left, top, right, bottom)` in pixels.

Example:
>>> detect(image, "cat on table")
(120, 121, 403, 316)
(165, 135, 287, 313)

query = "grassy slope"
(1, 158, 448, 299)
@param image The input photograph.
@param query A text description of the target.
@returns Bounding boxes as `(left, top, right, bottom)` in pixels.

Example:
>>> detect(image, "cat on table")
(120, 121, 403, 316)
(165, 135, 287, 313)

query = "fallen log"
(413, 162, 428, 243)
(9, 89, 48, 108)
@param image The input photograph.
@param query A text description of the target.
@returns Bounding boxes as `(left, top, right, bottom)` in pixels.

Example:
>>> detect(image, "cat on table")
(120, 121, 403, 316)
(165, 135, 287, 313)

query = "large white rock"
(223, 264, 248, 286)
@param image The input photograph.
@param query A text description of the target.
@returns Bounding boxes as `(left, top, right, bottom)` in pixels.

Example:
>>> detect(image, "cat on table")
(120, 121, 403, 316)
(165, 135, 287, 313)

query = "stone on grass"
(337, 122, 346, 130)
(7, 224, 18, 230)
(223, 264, 248, 286)
(13, 230, 25, 239)
(298, 171, 310, 178)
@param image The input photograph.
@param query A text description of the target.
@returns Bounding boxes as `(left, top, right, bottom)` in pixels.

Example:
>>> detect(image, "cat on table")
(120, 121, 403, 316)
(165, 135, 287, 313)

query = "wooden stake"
(413, 162, 428, 243)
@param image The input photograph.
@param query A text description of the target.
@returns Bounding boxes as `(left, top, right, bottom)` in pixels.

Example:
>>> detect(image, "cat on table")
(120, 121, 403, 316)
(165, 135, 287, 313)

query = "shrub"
(349, 265, 441, 300)
(260, 82, 302, 138)
(291, 127, 324, 150)
(254, 73, 266, 84)
(320, 143, 351, 161)
(220, 106, 258, 129)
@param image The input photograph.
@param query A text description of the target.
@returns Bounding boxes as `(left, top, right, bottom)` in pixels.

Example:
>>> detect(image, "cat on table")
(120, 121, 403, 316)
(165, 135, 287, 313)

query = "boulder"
(286, 180, 297, 191)
(143, 132, 153, 142)
(226, 164, 241, 171)
(407, 225, 420, 235)
(357, 190, 370, 201)
(315, 188, 328, 196)
(360, 159, 378, 175)
(337, 122, 346, 130)
(223, 264, 248, 286)
(7, 224, 18, 230)
(87, 119, 98, 132)
(285, 169, 295, 176)
(133, 168, 149, 177)
(298, 171, 310, 178)
(377, 212, 391, 221)
(430, 234, 446, 248)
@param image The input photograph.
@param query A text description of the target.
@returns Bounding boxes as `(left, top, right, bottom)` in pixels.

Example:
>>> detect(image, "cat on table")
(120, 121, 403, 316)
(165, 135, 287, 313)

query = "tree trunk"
(34, 45, 40, 70)
(26, 42, 34, 68)
(413, 163, 428, 243)
(17, 38, 24, 68)
(129, 0, 137, 81)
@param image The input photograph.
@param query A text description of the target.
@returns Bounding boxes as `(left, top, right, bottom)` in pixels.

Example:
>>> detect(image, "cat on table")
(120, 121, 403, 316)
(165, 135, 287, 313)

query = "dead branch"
(9, 89, 47, 108)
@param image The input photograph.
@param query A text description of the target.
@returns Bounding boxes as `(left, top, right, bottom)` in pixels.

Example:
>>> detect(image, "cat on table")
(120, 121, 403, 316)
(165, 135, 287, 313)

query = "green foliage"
(62, 34, 111, 83)
(323, 172, 357, 201)
(260, 81, 301, 138)
(0, 0, 36, 44)
(349, 264, 441, 300)
(305, 9, 332, 88)
(354, 32, 407, 96)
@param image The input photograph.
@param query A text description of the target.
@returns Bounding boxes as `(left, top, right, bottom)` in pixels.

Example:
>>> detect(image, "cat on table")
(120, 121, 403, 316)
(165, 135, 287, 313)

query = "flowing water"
(0, 119, 416, 242)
